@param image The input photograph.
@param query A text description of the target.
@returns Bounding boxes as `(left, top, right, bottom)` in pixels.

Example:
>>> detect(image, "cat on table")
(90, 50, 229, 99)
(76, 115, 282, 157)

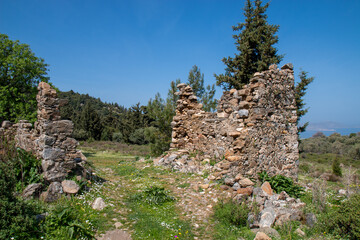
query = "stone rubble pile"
(0, 82, 88, 201)
(157, 64, 299, 187)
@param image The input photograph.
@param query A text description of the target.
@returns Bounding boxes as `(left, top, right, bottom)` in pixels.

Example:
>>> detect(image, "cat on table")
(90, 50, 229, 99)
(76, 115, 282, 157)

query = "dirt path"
(87, 152, 232, 239)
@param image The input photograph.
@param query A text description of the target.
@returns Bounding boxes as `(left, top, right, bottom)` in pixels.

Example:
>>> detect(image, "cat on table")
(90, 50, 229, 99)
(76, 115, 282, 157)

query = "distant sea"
(300, 128, 360, 139)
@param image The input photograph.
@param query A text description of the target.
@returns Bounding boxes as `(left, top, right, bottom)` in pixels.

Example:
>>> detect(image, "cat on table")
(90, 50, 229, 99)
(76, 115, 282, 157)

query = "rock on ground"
(254, 232, 272, 240)
(22, 183, 42, 199)
(97, 229, 132, 240)
(92, 197, 107, 210)
(61, 180, 80, 194)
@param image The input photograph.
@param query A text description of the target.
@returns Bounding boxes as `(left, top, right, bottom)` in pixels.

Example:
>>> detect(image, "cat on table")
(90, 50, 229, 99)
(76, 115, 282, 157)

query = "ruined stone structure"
(157, 64, 299, 181)
(0, 82, 86, 184)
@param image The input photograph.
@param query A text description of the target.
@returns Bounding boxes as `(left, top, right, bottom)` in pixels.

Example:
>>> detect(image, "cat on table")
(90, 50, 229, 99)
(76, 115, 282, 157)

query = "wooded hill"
(58, 90, 151, 144)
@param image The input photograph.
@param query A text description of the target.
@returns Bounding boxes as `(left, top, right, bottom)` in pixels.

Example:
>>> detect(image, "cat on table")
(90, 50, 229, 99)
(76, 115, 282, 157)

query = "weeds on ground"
(258, 171, 304, 198)
(212, 199, 254, 240)
(127, 185, 193, 240)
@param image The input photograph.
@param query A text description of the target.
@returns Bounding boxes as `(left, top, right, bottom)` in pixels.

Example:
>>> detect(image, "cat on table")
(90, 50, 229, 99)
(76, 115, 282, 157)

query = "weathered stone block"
(42, 147, 65, 160)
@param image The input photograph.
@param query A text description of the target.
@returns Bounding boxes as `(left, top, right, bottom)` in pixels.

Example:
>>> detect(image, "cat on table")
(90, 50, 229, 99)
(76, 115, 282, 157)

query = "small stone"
(229, 89, 237, 94)
(259, 207, 276, 228)
(22, 183, 42, 199)
(281, 63, 293, 70)
(269, 64, 277, 70)
(224, 177, 235, 186)
(217, 112, 229, 118)
(238, 109, 249, 118)
(235, 173, 244, 181)
(305, 213, 317, 227)
(227, 155, 241, 161)
(92, 197, 106, 210)
(261, 182, 273, 196)
(61, 180, 80, 194)
(295, 228, 305, 237)
(1, 120, 12, 128)
(98, 229, 131, 240)
(338, 189, 346, 195)
(114, 222, 123, 229)
(237, 187, 253, 196)
(254, 232, 272, 240)
(232, 182, 241, 191)
(220, 185, 229, 190)
(251, 228, 280, 239)
(200, 184, 209, 189)
(239, 178, 255, 187)
(278, 191, 289, 200)
(229, 131, 242, 137)
(40, 182, 63, 202)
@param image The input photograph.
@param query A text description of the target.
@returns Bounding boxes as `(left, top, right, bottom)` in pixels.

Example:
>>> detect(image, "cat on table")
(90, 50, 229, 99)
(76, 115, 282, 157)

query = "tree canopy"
(0, 33, 49, 123)
(186, 65, 217, 112)
(215, 0, 282, 90)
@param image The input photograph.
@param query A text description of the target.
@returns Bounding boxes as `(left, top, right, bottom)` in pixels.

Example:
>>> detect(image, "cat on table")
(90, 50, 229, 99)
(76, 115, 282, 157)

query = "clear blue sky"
(1, 0, 359, 129)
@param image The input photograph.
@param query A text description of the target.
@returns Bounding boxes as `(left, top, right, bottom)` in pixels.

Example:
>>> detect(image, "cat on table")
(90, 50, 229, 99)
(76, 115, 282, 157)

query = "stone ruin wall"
(0, 82, 86, 184)
(158, 64, 299, 180)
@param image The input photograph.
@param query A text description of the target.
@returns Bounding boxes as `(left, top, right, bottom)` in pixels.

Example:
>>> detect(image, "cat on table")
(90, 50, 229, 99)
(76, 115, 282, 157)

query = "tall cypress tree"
(215, 0, 283, 90)
(295, 71, 314, 133)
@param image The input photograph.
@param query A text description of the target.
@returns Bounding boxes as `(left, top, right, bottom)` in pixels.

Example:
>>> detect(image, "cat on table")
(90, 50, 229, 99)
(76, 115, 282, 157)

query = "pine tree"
(215, 0, 283, 90)
(295, 71, 314, 133)
(187, 65, 217, 112)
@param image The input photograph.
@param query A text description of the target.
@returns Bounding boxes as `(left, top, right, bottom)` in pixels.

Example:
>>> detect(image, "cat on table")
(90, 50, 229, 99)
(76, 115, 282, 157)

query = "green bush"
(13, 148, 42, 191)
(0, 160, 44, 239)
(129, 128, 147, 145)
(130, 186, 175, 205)
(258, 171, 304, 198)
(44, 204, 95, 240)
(112, 132, 124, 142)
(332, 157, 342, 177)
(144, 126, 171, 156)
(213, 200, 249, 227)
(327, 194, 360, 239)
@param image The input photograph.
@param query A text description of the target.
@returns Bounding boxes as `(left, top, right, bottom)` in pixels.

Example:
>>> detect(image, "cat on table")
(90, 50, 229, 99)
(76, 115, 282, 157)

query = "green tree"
(79, 103, 103, 140)
(167, 79, 181, 113)
(215, 0, 282, 90)
(187, 65, 217, 112)
(0, 33, 49, 123)
(146, 92, 175, 156)
(295, 71, 314, 133)
(332, 157, 342, 177)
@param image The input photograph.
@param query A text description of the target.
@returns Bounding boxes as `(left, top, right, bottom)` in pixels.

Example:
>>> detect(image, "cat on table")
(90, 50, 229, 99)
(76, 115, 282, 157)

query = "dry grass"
(79, 141, 151, 157)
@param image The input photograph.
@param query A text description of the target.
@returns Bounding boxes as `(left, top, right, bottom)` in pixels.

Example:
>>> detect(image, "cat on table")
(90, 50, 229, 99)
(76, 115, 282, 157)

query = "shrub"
(258, 171, 304, 198)
(332, 157, 342, 177)
(0, 159, 43, 239)
(112, 132, 124, 143)
(327, 194, 360, 239)
(130, 186, 175, 205)
(44, 204, 95, 239)
(213, 200, 249, 227)
(129, 128, 147, 145)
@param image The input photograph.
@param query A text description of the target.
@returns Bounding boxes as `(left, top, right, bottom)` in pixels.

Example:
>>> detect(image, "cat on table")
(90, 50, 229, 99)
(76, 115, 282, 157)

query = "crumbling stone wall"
(158, 64, 299, 180)
(0, 82, 86, 183)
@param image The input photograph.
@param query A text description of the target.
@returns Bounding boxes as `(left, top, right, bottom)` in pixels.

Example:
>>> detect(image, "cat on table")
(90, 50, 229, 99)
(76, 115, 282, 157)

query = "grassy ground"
(79, 141, 219, 239)
(72, 141, 360, 240)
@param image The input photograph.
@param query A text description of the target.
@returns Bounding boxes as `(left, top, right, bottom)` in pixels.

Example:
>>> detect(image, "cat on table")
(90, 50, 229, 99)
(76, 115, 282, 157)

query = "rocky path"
(88, 154, 233, 240)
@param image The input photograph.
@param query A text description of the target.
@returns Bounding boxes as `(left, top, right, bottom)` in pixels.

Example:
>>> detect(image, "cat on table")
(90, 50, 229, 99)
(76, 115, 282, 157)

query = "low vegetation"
(258, 171, 304, 198)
